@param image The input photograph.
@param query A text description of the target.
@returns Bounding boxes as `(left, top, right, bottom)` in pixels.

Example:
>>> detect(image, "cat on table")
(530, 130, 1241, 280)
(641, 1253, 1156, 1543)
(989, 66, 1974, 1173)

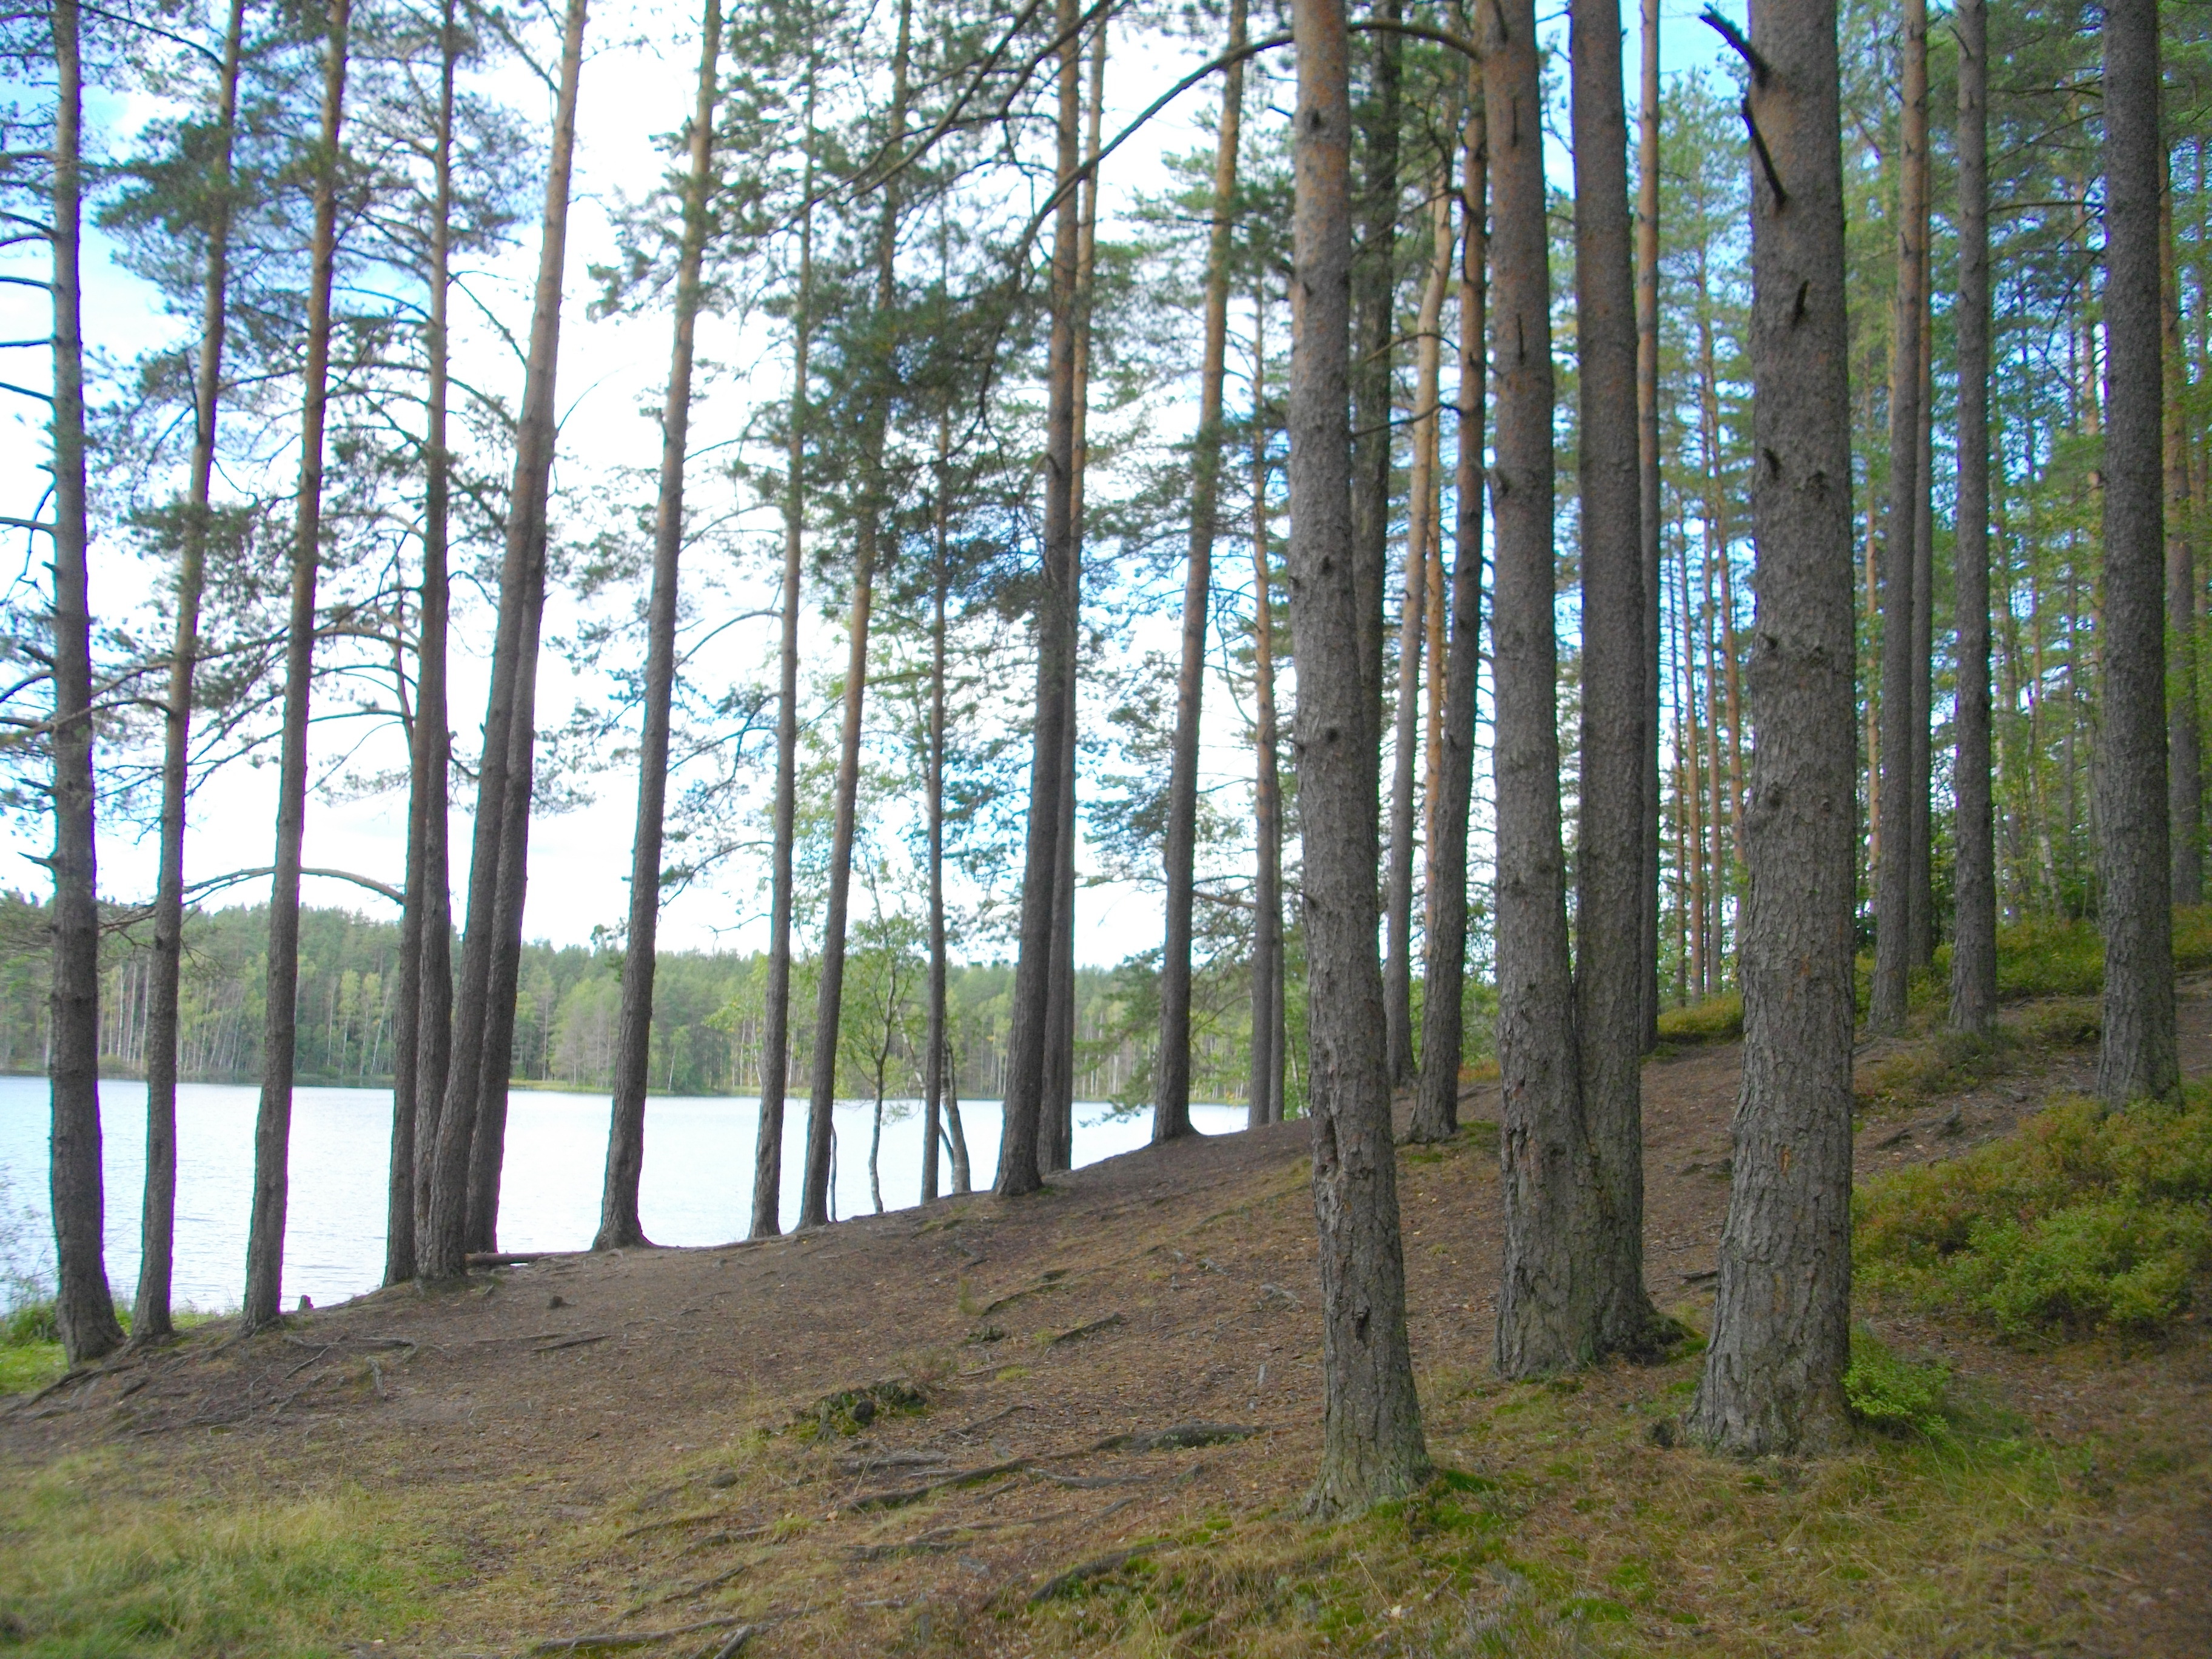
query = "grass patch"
(1857, 1085, 2212, 1339)
(1854, 1027, 2012, 1115)
(1843, 1328, 1953, 1439)
(1655, 992, 1741, 1047)
(0, 1450, 437, 1655)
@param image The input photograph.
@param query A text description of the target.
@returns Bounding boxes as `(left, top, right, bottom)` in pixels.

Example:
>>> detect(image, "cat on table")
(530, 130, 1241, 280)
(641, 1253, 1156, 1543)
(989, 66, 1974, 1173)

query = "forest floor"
(2, 987, 2209, 1658)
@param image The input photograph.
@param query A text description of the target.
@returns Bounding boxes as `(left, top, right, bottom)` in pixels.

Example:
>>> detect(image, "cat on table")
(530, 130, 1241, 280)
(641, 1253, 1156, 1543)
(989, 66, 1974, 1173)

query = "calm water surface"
(0, 1076, 1248, 1311)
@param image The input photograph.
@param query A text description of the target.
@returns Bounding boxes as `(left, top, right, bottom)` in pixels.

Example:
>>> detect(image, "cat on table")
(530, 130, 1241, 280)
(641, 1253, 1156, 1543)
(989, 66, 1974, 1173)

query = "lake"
(0, 1077, 1252, 1312)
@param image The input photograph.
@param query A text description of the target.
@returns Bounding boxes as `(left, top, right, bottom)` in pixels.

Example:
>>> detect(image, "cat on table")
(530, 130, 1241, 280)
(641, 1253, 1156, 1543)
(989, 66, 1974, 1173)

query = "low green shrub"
(1856, 1088, 2212, 1339)
(1842, 1329, 1951, 1438)
(1655, 993, 1741, 1046)
(3, 1298, 56, 1347)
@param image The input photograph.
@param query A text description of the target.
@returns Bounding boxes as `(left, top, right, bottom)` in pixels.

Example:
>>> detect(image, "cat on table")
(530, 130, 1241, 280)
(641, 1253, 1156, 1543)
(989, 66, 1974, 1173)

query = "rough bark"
(1636, 0, 1663, 1051)
(2165, 155, 2203, 905)
(423, 0, 586, 1279)
(1156, 0, 1244, 1145)
(751, 57, 817, 1241)
(1908, 294, 1935, 966)
(1949, 0, 1996, 1035)
(2096, 0, 2181, 1108)
(1870, 0, 1928, 1031)
(923, 412, 950, 1203)
(241, 0, 350, 1332)
(1409, 82, 1485, 1147)
(46, 0, 126, 1366)
(1248, 289, 1285, 1130)
(802, 0, 910, 1227)
(1289, 0, 1429, 1518)
(1685, 0, 1858, 1454)
(141, 0, 247, 1335)
(1569, 0, 1661, 1355)
(943, 1034, 971, 1193)
(1351, 0, 1403, 766)
(595, 0, 721, 1252)
(1383, 181, 1452, 1094)
(994, 0, 1083, 1199)
(1488, 0, 1598, 1378)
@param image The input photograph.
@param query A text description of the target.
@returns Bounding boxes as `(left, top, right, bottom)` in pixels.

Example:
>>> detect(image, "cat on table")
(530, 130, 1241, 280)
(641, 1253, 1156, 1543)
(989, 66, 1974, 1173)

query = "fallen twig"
(1028, 1543, 1158, 1603)
(530, 1614, 745, 1653)
(623, 1562, 747, 1616)
(1050, 1312, 1126, 1345)
(535, 1333, 611, 1353)
(1090, 1423, 1259, 1453)
(846, 1456, 1028, 1511)
(620, 1512, 756, 1542)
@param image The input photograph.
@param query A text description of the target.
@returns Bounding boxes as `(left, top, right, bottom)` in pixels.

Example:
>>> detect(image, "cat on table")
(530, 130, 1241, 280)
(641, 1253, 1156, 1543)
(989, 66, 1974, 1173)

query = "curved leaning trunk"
(597, 0, 723, 1253)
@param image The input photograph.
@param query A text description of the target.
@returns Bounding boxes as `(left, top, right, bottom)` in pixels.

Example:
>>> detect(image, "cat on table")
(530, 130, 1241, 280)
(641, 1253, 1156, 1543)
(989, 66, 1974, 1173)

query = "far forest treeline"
(0, 895, 1270, 1105)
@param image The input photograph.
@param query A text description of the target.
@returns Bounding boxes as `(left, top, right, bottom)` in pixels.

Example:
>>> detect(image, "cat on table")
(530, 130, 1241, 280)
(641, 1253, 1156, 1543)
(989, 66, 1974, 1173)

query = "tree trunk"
(1288, 0, 1429, 1518)
(1249, 286, 1284, 1130)
(1908, 291, 1936, 966)
(1949, 0, 1996, 1034)
(1157, 0, 1244, 1145)
(423, 0, 588, 1279)
(1636, 0, 1663, 1051)
(1569, 0, 1661, 1355)
(596, 0, 721, 1252)
(140, 0, 247, 1335)
(802, 0, 910, 1227)
(1384, 179, 1452, 1094)
(2096, 0, 2180, 1108)
(751, 56, 818, 1241)
(1871, 0, 1928, 1031)
(242, 0, 350, 1333)
(46, 0, 126, 1366)
(1351, 0, 1403, 761)
(943, 1034, 971, 1193)
(923, 408, 950, 1203)
(2164, 153, 2203, 905)
(1409, 80, 1486, 1147)
(1685, 0, 1857, 1454)
(406, 0, 458, 1264)
(994, 0, 1083, 1199)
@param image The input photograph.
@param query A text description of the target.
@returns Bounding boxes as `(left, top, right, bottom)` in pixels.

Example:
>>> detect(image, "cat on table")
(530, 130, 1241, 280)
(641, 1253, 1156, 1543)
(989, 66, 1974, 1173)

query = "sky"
(1, 0, 1741, 968)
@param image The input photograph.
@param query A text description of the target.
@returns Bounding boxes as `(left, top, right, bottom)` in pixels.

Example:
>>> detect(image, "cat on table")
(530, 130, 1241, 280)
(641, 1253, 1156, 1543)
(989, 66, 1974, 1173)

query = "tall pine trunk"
(801, 0, 910, 1227)
(596, 0, 722, 1250)
(1949, 0, 1996, 1033)
(1409, 81, 1486, 1146)
(923, 404, 950, 1202)
(1871, 0, 1928, 1031)
(2096, 0, 2180, 1107)
(994, 0, 1083, 1198)
(1382, 180, 1452, 1091)
(139, 0, 247, 1336)
(1635, 0, 1663, 1050)
(2164, 156, 2203, 904)
(750, 55, 817, 1240)
(404, 0, 458, 1266)
(1489, 0, 1599, 1377)
(47, 0, 126, 1364)
(424, 0, 588, 1278)
(1289, 0, 1429, 1518)
(244, 0, 350, 1331)
(1569, 0, 1660, 1355)
(1908, 295, 1935, 965)
(1353, 0, 1402, 798)
(1686, 0, 1858, 1453)
(1155, 0, 1244, 1145)
(1248, 286, 1285, 1130)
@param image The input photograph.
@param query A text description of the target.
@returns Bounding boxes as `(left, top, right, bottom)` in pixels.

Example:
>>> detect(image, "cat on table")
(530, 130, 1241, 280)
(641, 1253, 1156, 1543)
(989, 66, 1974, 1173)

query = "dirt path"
(6, 991, 2209, 1657)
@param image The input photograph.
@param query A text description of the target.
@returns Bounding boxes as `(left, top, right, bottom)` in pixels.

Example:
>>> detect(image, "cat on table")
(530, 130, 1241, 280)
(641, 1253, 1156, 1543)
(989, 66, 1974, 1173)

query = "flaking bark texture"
(142, 0, 247, 1330)
(1409, 83, 1485, 1148)
(1289, 0, 1428, 1517)
(1569, 0, 1661, 1355)
(244, 0, 351, 1332)
(1487, 0, 1600, 1379)
(1686, 0, 1858, 1455)
(598, 0, 720, 1252)
(2095, 0, 2180, 1109)
(1870, 0, 1928, 1033)
(47, 0, 125, 1365)
(1157, 0, 1244, 1145)
(1350, 0, 1403, 768)
(1949, 0, 1997, 1036)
